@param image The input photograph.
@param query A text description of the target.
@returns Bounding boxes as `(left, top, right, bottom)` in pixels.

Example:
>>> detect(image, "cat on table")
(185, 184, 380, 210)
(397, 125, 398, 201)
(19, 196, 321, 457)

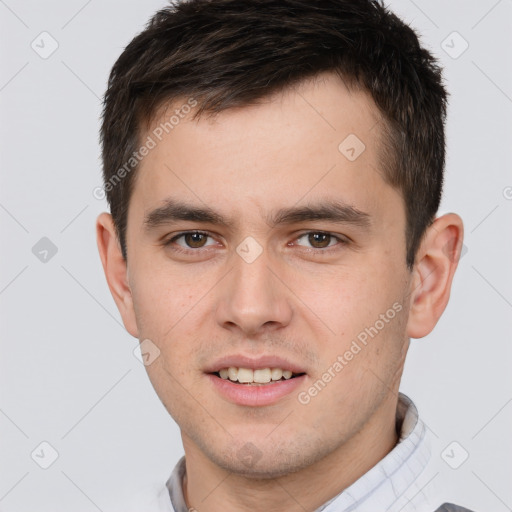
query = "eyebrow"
(143, 198, 371, 231)
(269, 202, 371, 228)
(144, 200, 233, 230)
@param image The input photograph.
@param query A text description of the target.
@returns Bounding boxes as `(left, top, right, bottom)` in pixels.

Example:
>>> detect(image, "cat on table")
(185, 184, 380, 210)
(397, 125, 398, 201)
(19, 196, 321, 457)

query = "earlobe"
(406, 213, 464, 339)
(96, 213, 139, 338)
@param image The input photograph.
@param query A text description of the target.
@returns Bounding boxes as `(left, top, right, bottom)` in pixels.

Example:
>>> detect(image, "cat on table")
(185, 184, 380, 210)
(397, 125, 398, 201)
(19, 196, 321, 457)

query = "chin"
(217, 454, 309, 479)
(202, 436, 329, 480)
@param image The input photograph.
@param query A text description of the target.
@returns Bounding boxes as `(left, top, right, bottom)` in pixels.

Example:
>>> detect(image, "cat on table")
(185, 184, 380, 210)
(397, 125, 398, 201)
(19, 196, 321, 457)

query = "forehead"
(130, 72, 395, 225)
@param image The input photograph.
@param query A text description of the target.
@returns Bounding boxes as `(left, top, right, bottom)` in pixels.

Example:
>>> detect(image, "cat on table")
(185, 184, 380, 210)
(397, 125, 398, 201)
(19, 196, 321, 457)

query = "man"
(96, 1, 473, 510)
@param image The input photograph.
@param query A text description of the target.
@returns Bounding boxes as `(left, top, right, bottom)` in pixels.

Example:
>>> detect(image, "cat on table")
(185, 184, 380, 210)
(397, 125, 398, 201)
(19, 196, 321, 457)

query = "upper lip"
(204, 354, 307, 374)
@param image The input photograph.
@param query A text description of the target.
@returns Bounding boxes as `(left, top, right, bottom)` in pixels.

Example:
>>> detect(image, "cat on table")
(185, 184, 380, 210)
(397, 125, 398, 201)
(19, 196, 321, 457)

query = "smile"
(214, 367, 305, 385)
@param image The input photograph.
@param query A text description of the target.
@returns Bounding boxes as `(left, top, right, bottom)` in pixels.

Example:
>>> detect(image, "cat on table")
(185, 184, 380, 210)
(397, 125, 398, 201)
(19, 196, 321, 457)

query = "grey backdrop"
(1, 0, 511, 511)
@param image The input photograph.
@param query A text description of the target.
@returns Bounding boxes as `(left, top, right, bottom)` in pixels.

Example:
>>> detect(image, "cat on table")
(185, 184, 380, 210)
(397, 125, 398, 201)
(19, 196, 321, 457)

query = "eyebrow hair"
(144, 199, 231, 230)
(143, 198, 371, 231)
(268, 202, 371, 228)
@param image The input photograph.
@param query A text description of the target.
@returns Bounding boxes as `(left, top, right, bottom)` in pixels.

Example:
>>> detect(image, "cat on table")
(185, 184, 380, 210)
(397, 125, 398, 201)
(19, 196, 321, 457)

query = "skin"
(97, 72, 464, 511)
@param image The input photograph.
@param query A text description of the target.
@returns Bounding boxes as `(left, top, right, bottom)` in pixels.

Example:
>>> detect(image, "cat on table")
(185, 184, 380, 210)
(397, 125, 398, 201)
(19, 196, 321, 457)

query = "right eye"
(165, 231, 217, 251)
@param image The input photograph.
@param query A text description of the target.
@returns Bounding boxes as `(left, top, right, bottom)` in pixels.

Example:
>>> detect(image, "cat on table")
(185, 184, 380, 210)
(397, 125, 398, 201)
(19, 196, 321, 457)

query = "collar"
(317, 392, 432, 511)
(163, 392, 432, 512)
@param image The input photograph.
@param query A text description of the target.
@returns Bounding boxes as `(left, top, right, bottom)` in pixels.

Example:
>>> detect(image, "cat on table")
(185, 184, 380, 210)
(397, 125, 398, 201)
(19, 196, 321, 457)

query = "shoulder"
(434, 504, 476, 512)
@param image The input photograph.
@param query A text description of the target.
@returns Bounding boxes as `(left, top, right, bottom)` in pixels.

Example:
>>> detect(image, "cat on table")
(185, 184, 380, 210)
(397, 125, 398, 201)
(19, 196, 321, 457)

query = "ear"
(406, 213, 464, 339)
(96, 212, 139, 338)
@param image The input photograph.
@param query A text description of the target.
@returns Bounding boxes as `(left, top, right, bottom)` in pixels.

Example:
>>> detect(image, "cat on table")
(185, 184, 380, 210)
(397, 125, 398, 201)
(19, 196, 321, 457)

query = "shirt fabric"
(147, 392, 473, 512)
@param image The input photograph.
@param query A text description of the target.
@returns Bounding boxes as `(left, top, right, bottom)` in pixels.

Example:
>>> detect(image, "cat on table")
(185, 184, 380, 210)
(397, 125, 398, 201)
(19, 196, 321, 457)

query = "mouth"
(211, 367, 307, 385)
(204, 355, 308, 405)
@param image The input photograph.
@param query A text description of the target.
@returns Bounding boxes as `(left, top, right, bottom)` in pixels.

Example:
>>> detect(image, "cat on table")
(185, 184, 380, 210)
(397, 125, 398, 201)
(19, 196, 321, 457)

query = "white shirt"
(139, 393, 463, 511)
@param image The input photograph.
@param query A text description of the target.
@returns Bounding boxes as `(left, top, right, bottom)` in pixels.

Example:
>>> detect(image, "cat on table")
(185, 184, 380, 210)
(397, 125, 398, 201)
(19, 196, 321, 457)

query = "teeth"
(237, 368, 253, 383)
(254, 368, 271, 383)
(271, 368, 283, 380)
(217, 367, 299, 384)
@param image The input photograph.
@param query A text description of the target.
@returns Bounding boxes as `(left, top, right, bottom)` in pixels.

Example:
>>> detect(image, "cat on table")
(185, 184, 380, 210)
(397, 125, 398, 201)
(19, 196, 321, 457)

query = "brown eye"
(183, 232, 208, 248)
(307, 232, 332, 248)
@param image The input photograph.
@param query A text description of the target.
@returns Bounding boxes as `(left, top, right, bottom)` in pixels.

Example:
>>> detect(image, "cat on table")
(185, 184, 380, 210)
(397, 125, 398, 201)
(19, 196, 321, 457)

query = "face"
(118, 73, 416, 476)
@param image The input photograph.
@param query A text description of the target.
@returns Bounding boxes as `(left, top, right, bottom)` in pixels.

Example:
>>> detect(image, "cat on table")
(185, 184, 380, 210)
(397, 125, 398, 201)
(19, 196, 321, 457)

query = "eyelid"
(163, 230, 350, 254)
(291, 231, 349, 250)
(164, 230, 218, 249)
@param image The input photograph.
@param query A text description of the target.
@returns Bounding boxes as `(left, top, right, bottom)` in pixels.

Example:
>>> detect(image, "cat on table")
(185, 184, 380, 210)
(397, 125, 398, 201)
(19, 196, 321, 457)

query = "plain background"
(0, 0, 511, 510)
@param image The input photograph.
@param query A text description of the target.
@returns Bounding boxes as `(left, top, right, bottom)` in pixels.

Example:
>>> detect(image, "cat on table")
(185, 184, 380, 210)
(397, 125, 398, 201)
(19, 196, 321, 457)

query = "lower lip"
(206, 373, 307, 406)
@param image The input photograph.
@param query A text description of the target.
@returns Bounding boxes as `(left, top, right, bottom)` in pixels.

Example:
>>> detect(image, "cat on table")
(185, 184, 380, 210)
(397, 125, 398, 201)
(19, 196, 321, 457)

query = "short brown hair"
(101, 0, 448, 268)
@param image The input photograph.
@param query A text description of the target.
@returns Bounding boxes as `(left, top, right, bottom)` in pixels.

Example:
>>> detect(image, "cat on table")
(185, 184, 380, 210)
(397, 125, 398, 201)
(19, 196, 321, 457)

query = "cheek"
(299, 264, 401, 334)
(302, 258, 409, 380)
(129, 265, 216, 377)
(130, 258, 202, 332)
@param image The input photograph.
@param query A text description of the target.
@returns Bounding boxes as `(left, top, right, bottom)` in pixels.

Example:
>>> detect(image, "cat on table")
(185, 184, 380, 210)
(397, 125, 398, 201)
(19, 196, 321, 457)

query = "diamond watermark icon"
(441, 441, 469, 469)
(31, 32, 59, 60)
(237, 442, 263, 468)
(441, 32, 469, 60)
(31, 441, 59, 469)
(236, 236, 263, 264)
(338, 134, 366, 162)
(442, 239, 468, 263)
(133, 339, 161, 366)
(32, 237, 58, 263)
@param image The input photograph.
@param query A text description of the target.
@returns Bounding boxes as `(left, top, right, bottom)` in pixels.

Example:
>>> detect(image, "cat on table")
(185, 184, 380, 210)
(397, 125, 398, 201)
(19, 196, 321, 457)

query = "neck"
(181, 394, 400, 512)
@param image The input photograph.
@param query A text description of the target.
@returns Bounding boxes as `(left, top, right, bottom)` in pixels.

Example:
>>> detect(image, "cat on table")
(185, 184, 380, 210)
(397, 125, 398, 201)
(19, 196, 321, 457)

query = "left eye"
(171, 232, 216, 249)
(295, 232, 342, 249)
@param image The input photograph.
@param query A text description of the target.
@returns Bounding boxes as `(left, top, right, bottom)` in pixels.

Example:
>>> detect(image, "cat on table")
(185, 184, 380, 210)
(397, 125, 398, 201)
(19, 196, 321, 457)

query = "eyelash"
(164, 231, 217, 253)
(290, 232, 349, 253)
(163, 230, 349, 256)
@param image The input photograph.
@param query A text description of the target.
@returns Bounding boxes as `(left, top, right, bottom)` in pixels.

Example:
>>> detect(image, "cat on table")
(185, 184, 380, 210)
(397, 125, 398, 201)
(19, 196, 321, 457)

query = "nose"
(215, 245, 293, 337)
